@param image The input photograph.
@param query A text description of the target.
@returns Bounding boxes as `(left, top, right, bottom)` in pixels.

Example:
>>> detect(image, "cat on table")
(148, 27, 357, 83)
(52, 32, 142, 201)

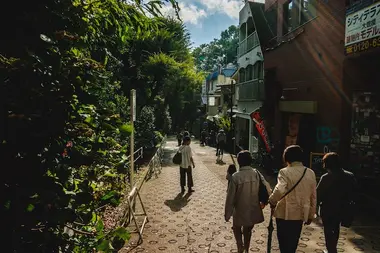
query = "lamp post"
(230, 79, 236, 155)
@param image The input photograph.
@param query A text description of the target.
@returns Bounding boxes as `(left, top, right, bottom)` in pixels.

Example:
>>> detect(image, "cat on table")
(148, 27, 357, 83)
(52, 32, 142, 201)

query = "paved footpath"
(120, 139, 380, 253)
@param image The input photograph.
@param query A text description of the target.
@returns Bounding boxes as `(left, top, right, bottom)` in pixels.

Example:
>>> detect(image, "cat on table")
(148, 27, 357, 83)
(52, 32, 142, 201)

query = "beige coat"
(269, 162, 317, 222)
(225, 166, 272, 227)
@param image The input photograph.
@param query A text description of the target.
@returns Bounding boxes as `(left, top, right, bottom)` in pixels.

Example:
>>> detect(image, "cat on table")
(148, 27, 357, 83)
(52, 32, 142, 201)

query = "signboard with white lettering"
(345, 2, 380, 55)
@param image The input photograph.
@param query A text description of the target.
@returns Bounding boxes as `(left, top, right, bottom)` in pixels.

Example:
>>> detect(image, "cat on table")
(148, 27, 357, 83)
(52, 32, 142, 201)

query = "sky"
(160, 0, 245, 48)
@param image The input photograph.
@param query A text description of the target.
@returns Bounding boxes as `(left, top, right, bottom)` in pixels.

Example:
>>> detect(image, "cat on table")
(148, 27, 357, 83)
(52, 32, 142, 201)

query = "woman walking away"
(317, 152, 357, 253)
(225, 151, 272, 253)
(179, 136, 195, 193)
(269, 145, 317, 253)
(226, 164, 237, 190)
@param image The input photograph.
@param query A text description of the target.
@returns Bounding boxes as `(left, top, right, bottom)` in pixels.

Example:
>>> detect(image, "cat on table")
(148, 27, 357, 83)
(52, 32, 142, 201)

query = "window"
(283, 0, 316, 35)
(300, 0, 316, 24)
(246, 65, 254, 81)
(283, 0, 293, 34)
(254, 62, 263, 79)
(239, 68, 246, 83)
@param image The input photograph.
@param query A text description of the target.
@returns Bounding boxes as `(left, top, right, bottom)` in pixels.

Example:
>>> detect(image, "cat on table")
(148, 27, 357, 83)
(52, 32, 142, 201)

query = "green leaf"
(97, 239, 112, 252)
(101, 191, 117, 201)
(26, 204, 35, 212)
(96, 219, 104, 232)
(119, 124, 132, 134)
(114, 227, 130, 241)
(104, 170, 117, 177)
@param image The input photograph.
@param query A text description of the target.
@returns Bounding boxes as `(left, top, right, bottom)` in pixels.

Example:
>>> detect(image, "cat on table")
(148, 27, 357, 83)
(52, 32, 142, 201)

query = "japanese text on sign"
(345, 2, 380, 46)
(345, 36, 380, 55)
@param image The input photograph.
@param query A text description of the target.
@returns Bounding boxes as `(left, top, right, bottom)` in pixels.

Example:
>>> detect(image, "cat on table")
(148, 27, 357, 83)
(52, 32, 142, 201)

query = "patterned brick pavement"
(120, 139, 380, 253)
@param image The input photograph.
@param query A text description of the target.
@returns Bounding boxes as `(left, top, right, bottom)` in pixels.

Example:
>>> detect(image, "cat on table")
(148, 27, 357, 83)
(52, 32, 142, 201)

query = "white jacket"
(269, 162, 317, 221)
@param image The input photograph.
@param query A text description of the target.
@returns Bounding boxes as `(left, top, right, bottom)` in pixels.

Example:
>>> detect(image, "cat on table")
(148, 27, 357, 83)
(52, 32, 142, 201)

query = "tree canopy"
(1, 0, 202, 252)
(192, 25, 239, 72)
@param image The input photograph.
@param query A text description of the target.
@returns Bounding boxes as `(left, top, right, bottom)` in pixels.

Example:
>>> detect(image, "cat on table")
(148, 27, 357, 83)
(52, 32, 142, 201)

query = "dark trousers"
(322, 216, 341, 253)
(216, 141, 225, 155)
(276, 219, 303, 253)
(177, 139, 182, 146)
(180, 167, 193, 188)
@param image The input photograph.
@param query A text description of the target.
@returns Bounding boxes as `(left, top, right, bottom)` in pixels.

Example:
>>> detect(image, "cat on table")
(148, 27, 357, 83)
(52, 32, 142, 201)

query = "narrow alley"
(121, 139, 380, 253)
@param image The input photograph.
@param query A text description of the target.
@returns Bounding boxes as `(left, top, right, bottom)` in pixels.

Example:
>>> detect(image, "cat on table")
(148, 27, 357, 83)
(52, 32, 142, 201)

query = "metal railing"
(120, 136, 167, 227)
(126, 147, 144, 164)
(237, 79, 265, 101)
(145, 136, 167, 183)
(238, 32, 260, 57)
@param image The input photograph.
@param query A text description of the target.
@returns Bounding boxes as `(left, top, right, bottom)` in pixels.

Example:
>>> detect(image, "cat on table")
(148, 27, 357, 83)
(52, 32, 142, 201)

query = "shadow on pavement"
(164, 192, 192, 212)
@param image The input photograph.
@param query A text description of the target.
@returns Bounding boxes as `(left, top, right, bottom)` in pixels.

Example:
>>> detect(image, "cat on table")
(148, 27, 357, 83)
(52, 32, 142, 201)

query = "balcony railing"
(238, 32, 260, 57)
(237, 79, 265, 101)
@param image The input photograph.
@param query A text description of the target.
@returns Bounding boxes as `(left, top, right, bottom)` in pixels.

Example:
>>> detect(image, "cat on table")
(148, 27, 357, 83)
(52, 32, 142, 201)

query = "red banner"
(250, 110, 271, 153)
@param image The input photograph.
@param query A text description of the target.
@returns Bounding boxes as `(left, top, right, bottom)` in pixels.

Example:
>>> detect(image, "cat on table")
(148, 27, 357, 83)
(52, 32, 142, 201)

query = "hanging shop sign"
(250, 110, 271, 153)
(345, 2, 380, 55)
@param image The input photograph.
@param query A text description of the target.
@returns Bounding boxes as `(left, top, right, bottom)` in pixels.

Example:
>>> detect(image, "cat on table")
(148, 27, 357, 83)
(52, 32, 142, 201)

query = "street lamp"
(230, 79, 236, 155)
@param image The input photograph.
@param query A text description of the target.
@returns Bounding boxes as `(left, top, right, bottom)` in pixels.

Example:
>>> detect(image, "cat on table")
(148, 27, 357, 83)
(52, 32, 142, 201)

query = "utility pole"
(130, 89, 136, 187)
(230, 79, 236, 155)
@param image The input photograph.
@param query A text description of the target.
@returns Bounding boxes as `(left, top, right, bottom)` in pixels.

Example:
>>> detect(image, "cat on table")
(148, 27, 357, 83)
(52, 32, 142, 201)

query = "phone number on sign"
(345, 37, 380, 55)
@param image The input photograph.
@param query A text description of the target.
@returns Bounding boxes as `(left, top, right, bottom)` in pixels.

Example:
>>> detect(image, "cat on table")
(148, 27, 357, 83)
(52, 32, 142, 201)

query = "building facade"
(205, 67, 237, 119)
(257, 0, 380, 195)
(235, 1, 266, 153)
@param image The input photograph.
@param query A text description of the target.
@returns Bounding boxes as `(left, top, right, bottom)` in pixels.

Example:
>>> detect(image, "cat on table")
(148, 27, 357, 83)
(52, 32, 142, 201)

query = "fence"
(120, 136, 167, 227)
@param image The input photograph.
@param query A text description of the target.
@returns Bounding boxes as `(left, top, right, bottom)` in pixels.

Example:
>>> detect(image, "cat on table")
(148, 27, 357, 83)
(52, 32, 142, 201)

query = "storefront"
(343, 0, 380, 199)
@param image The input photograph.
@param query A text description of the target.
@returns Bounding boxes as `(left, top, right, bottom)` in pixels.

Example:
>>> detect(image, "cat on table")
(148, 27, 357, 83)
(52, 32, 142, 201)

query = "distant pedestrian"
(317, 152, 357, 253)
(216, 129, 226, 157)
(179, 136, 195, 193)
(226, 164, 237, 190)
(225, 150, 271, 253)
(200, 129, 207, 146)
(176, 131, 183, 146)
(269, 145, 317, 253)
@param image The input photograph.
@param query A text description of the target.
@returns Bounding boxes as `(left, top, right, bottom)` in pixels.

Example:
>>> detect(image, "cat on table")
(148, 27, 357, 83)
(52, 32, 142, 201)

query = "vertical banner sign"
(130, 89, 136, 187)
(250, 110, 271, 153)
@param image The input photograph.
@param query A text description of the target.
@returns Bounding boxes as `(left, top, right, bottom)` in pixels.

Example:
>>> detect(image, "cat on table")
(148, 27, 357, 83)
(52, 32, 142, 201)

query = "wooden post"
(130, 89, 136, 187)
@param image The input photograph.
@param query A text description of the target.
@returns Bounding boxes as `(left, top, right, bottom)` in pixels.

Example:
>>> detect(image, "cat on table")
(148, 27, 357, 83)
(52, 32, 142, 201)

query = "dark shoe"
(181, 187, 185, 193)
(188, 188, 195, 193)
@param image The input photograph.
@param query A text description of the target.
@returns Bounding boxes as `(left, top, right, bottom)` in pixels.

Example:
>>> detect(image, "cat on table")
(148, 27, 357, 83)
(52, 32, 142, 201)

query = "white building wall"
(234, 1, 265, 154)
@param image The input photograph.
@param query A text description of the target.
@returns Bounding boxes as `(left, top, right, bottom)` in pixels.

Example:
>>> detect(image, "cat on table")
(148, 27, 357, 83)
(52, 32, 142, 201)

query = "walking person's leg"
(232, 226, 244, 253)
(186, 166, 194, 192)
(180, 167, 186, 192)
(322, 216, 340, 253)
(243, 226, 254, 252)
(276, 219, 289, 252)
(276, 219, 303, 253)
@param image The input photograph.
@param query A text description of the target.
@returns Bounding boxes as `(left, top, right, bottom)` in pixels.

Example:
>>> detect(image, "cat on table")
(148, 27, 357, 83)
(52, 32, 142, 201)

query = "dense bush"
(1, 0, 202, 252)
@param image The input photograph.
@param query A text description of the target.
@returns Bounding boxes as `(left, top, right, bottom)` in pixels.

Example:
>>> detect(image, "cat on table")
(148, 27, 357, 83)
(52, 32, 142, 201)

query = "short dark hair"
(227, 164, 237, 175)
(183, 136, 191, 143)
(283, 145, 303, 164)
(323, 152, 340, 171)
(237, 150, 252, 167)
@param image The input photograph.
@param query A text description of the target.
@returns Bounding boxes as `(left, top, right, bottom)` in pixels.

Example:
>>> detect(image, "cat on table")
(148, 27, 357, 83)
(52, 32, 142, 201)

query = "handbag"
(172, 147, 183, 165)
(256, 170, 269, 205)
